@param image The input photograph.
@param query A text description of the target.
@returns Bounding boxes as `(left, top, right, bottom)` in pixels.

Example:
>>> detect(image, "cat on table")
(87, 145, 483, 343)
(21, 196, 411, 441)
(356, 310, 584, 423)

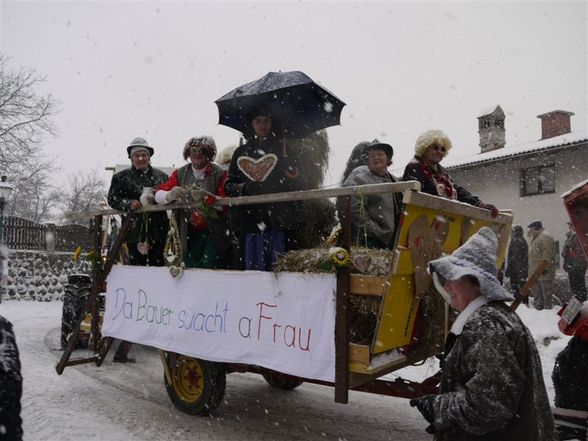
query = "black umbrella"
(215, 71, 346, 139)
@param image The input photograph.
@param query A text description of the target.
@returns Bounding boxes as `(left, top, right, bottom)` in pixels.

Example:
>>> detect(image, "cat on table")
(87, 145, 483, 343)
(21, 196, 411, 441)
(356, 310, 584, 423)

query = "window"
(520, 164, 556, 196)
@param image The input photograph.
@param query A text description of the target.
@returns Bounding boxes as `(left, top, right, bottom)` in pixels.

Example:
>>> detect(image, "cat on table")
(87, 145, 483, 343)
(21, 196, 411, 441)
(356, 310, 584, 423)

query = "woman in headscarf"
(402, 129, 499, 217)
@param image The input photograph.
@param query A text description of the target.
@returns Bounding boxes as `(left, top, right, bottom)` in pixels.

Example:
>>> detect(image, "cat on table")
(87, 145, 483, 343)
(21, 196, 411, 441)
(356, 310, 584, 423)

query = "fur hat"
(127, 137, 154, 158)
(414, 129, 452, 158)
(183, 136, 217, 161)
(428, 227, 513, 302)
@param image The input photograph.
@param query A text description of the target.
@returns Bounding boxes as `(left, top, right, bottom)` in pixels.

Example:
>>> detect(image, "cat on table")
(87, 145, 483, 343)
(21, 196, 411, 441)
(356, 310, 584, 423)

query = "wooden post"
(91, 215, 103, 351)
(335, 196, 351, 404)
(511, 259, 550, 311)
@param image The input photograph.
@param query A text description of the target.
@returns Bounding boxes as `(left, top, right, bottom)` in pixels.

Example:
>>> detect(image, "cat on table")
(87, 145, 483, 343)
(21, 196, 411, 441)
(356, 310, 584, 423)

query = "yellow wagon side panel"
(371, 191, 512, 355)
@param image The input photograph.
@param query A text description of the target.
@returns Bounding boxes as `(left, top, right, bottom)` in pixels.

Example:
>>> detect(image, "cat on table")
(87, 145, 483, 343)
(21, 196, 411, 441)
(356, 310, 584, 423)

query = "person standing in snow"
(155, 136, 230, 269)
(224, 107, 304, 271)
(402, 129, 499, 217)
(410, 227, 554, 440)
(527, 220, 556, 310)
(562, 222, 587, 302)
(505, 225, 529, 302)
(342, 140, 401, 249)
(107, 137, 169, 362)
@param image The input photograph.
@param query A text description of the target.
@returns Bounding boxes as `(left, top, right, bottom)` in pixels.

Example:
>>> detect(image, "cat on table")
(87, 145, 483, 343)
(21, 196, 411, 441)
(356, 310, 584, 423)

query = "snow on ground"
(1, 299, 569, 441)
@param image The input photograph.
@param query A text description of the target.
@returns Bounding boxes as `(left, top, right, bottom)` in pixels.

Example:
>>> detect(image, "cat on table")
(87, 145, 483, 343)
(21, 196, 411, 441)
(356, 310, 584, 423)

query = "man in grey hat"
(410, 227, 554, 440)
(341, 139, 401, 249)
(527, 219, 556, 310)
(107, 137, 169, 362)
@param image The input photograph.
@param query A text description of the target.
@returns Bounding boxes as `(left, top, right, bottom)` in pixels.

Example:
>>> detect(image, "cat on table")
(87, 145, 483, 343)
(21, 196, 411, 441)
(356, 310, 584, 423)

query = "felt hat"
(126, 137, 154, 158)
(428, 227, 513, 302)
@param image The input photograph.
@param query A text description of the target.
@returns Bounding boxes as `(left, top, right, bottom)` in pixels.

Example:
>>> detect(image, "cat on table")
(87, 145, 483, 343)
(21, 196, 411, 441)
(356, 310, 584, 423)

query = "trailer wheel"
(262, 373, 303, 390)
(164, 355, 225, 416)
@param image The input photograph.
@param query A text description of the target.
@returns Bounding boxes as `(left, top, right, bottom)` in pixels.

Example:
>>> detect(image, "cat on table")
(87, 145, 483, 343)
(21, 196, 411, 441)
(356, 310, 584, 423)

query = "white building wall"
(449, 144, 588, 247)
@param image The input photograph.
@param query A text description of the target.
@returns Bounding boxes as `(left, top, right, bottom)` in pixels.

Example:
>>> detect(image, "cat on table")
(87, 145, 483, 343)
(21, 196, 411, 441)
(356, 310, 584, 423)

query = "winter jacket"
(402, 158, 481, 206)
(562, 232, 587, 272)
(431, 302, 554, 441)
(505, 235, 528, 281)
(107, 166, 169, 244)
(342, 165, 401, 247)
(157, 163, 230, 255)
(528, 230, 556, 281)
(0, 315, 22, 441)
(224, 136, 304, 234)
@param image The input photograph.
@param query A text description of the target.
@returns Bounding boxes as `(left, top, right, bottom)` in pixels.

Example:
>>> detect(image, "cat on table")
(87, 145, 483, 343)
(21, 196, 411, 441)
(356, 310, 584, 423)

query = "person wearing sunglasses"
(402, 129, 499, 217)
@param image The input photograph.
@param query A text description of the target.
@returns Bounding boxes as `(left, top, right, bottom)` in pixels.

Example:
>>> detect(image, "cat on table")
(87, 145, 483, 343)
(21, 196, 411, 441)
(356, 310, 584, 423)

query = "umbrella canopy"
(215, 71, 346, 139)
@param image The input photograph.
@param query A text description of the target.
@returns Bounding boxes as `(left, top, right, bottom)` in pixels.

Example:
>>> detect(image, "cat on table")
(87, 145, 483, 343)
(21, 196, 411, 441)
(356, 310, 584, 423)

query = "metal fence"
(2, 216, 93, 252)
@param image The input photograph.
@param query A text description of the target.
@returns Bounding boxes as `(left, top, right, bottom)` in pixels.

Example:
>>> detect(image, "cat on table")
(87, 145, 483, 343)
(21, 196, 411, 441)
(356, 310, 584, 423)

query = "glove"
(478, 202, 499, 218)
(166, 186, 189, 203)
(139, 193, 155, 206)
(189, 187, 206, 202)
(409, 395, 436, 425)
(243, 181, 264, 196)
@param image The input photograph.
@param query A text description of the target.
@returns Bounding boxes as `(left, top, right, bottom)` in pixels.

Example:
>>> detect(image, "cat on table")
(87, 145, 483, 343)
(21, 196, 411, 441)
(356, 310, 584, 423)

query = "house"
(445, 107, 587, 248)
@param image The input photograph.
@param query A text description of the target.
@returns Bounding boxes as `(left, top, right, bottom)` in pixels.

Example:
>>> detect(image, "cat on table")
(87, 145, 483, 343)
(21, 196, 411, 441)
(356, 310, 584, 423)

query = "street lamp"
(0, 175, 15, 243)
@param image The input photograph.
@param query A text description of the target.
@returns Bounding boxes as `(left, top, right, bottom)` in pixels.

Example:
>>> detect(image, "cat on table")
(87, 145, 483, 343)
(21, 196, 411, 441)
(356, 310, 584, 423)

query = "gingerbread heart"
(237, 154, 278, 182)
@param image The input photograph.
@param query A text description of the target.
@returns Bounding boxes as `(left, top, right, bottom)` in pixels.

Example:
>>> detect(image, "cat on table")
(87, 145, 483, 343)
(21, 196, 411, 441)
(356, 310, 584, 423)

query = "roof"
(444, 129, 588, 170)
(477, 105, 504, 118)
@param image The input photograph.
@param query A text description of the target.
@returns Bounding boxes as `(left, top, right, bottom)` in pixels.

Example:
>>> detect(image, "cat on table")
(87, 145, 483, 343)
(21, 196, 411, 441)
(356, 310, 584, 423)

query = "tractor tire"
(262, 373, 303, 390)
(164, 354, 226, 416)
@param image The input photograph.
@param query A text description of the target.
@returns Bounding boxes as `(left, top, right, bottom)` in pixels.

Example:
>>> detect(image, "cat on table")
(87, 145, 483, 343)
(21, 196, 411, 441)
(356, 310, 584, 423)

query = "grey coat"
(529, 230, 556, 281)
(431, 302, 554, 440)
(342, 165, 401, 246)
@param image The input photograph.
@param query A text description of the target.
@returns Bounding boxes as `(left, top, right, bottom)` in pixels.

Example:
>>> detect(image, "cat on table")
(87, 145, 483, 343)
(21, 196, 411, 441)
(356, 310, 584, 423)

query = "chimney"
(477, 105, 506, 153)
(537, 110, 574, 140)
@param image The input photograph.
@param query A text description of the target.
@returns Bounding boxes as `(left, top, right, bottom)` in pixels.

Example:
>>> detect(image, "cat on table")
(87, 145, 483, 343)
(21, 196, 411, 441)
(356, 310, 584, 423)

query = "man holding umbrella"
(225, 107, 305, 271)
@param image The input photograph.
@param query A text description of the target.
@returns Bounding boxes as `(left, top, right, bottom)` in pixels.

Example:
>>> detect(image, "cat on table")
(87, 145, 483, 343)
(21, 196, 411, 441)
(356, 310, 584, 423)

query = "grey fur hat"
(428, 227, 513, 302)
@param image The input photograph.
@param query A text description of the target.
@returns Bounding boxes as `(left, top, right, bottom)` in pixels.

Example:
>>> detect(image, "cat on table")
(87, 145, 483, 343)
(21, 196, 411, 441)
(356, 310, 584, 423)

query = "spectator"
(224, 107, 304, 271)
(107, 137, 169, 362)
(527, 220, 556, 310)
(505, 225, 529, 302)
(402, 129, 498, 217)
(342, 139, 401, 249)
(155, 136, 230, 269)
(410, 227, 554, 440)
(562, 222, 587, 302)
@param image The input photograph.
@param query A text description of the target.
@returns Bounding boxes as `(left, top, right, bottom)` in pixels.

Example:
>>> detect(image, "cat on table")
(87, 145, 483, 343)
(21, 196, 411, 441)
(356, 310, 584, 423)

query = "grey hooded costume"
(420, 227, 554, 441)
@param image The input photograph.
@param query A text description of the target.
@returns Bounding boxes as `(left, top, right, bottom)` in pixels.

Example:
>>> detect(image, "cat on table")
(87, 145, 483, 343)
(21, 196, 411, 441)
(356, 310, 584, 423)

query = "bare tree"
(0, 54, 58, 222)
(60, 171, 106, 225)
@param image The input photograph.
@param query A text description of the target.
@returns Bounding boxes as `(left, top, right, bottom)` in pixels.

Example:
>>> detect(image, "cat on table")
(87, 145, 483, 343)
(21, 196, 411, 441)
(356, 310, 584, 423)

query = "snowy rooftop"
(477, 105, 503, 118)
(444, 129, 588, 169)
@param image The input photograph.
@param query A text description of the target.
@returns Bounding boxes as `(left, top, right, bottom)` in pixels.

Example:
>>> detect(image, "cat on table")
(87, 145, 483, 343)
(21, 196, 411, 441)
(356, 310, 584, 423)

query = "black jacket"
(505, 235, 529, 280)
(225, 137, 304, 234)
(107, 166, 169, 244)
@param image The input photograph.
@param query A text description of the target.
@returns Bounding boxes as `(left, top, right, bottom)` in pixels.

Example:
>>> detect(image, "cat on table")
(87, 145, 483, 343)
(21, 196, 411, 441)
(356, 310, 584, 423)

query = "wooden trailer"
(56, 182, 512, 415)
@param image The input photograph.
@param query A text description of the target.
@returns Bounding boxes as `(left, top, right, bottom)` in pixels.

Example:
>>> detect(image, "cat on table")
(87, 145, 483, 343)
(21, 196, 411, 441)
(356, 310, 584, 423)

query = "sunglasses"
(431, 145, 447, 153)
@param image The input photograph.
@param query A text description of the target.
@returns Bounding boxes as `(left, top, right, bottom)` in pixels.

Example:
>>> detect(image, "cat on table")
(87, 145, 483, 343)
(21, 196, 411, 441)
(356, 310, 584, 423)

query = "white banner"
(103, 265, 337, 382)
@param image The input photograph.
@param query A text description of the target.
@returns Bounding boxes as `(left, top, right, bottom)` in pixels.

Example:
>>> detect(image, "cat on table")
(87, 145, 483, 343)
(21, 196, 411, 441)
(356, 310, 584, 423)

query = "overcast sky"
(1, 1, 586, 189)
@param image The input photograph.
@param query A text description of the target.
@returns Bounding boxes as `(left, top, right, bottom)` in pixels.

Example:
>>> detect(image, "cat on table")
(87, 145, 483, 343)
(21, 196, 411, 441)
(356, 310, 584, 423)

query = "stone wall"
(5, 250, 91, 302)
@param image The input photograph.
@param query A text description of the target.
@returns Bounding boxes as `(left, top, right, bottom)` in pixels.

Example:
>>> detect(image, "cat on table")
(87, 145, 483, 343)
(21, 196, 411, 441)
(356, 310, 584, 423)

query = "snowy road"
(4, 300, 439, 441)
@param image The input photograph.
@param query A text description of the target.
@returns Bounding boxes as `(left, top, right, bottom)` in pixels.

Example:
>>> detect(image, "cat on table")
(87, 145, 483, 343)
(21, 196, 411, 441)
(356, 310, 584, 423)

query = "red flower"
(203, 194, 217, 206)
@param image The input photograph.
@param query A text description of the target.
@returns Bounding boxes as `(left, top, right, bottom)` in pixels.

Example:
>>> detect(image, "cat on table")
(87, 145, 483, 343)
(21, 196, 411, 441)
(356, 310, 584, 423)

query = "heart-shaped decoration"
(137, 242, 150, 255)
(169, 265, 183, 278)
(237, 154, 278, 182)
